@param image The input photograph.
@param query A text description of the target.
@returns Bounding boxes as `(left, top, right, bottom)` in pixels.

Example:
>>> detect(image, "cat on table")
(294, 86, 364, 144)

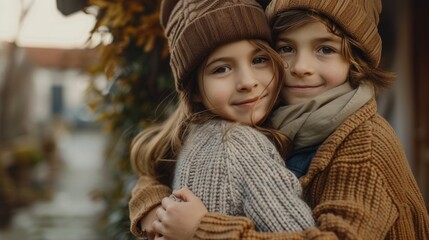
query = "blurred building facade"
(0, 0, 103, 232)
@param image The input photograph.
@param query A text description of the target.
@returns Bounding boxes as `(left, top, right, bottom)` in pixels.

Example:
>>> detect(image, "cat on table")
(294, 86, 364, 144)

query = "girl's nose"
(236, 69, 258, 91)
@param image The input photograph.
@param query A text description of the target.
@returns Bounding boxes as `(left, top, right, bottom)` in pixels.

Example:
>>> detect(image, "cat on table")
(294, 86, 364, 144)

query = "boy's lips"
(286, 84, 323, 92)
(286, 84, 323, 88)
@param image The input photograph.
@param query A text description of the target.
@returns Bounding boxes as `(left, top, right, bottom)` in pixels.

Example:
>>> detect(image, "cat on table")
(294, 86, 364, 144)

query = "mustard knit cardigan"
(129, 99, 429, 239)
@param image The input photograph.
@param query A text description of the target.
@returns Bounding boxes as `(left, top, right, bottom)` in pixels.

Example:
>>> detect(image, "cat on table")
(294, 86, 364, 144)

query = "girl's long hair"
(130, 39, 290, 185)
(272, 9, 395, 94)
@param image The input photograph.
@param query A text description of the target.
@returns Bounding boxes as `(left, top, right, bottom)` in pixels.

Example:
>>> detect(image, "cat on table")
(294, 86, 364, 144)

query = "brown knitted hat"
(266, 0, 382, 67)
(161, 0, 272, 92)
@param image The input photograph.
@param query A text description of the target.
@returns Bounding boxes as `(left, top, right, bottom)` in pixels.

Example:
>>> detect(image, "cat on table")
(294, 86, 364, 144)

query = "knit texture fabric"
(266, 0, 382, 67)
(129, 99, 429, 238)
(129, 175, 171, 237)
(160, 0, 271, 92)
(192, 99, 429, 239)
(172, 120, 315, 232)
(271, 82, 373, 150)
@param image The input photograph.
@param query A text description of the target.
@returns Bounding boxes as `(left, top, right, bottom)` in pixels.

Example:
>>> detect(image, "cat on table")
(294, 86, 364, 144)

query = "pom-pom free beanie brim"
(266, 0, 382, 67)
(161, 0, 272, 92)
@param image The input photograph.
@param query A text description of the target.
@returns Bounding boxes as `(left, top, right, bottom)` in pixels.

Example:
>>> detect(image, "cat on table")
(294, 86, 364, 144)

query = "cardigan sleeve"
(128, 174, 172, 238)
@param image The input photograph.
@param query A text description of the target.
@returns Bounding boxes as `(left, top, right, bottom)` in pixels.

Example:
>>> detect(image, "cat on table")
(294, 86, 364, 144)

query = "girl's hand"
(152, 188, 208, 240)
(140, 204, 162, 240)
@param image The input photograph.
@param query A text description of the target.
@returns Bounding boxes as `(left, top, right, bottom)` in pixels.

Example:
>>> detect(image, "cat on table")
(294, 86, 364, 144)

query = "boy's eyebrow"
(206, 48, 263, 68)
(276, 36, 342, 45)
(312, 36, 342, 44)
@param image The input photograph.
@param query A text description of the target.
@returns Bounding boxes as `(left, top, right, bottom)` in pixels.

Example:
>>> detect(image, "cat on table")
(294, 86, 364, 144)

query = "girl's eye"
(318, 46, 336, 54)
(276, 45, 294, 54)
(253, 57, 269, 64)
(212, 66, 231, 74)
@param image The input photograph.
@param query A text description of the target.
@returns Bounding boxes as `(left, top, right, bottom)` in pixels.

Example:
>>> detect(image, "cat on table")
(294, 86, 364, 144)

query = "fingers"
(172, 187, 197, 202)
(140, 204, 162, 239)
(153, 203, 172, 239)
(155, 207, 166, 222)
(152, 220, 166, 237)
(168, 194, 182, 202)
(144, 225, 156, 240)
(157, 197, 177, 226)
(161, 196, 176, 210)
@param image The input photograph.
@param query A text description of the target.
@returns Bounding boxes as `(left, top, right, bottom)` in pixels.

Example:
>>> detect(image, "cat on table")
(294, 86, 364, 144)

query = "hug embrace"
(129, 0, 429, 239)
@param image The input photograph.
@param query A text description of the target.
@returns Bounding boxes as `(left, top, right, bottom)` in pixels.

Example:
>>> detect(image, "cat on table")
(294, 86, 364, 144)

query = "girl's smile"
(232, 94, 268, 107)
(198, 40, 276, 125)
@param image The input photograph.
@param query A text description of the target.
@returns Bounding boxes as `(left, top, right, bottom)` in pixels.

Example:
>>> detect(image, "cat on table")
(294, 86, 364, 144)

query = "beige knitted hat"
(266, 0, 382, 67)
(161, 0, 272, 92)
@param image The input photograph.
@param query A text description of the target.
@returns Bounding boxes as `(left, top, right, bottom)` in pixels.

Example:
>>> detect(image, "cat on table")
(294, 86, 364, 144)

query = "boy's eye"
(212, 66, 231, 74)
(276, 45, 294, 54)
(318, 46, 336, 54)
(253, 57, 269, 64)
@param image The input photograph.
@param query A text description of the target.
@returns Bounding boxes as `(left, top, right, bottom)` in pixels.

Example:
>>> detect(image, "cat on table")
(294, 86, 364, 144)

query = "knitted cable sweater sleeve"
(172, 120, 315, 232)
(129, 174, 172, 238)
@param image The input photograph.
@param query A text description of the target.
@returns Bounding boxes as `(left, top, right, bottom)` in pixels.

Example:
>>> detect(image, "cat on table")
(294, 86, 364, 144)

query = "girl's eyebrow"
(206, 57, 228, 69)
(205, 48, 263, 68)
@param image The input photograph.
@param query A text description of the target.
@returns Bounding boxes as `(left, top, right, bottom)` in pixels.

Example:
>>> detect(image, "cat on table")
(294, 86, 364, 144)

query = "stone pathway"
(0, 129, 108, 240)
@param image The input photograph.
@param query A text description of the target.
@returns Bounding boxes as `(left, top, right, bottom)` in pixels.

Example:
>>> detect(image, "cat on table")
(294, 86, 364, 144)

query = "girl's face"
(275, 21, 350, 105)
(198, 40, 276, 125)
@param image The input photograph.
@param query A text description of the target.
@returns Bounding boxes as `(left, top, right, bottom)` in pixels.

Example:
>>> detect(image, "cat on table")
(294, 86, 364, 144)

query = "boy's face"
(275, 21, 350, 105)
(197, 40, 276, 125)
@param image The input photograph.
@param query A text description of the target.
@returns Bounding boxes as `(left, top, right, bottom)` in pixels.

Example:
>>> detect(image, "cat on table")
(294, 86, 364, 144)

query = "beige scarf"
(271, 82, 374, 150)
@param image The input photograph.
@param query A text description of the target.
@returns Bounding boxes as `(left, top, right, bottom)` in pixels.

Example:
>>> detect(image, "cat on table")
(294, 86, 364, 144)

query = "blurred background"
(0, 0, 427, 239)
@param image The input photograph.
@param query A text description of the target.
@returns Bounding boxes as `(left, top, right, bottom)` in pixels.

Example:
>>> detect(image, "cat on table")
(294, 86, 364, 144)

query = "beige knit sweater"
(172, 120, 315, 232)
(129, 99, 429, 239)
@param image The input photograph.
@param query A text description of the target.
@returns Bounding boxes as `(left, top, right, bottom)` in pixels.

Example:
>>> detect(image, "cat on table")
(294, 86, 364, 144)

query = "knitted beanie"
(266, 0, 382, 67)
(160, 0, 271, 92)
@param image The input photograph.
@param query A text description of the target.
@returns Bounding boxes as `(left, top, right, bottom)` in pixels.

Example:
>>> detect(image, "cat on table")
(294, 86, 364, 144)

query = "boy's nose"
(290, 53, 314, 77)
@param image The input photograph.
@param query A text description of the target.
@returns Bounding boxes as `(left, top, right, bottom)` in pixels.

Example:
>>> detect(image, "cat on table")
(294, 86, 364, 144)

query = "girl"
(131, 0, 429, 239)
(129, 0, 315, 239)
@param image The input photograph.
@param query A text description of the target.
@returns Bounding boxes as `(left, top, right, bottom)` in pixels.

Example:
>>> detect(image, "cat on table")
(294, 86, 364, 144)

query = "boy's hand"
(152, 188, 208, 240)
(140, 204, 162, 240)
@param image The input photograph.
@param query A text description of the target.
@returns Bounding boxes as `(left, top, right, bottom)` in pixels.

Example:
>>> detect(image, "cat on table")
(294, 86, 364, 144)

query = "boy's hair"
(271, 9, 394, 92)
(266, 0, 383, 67)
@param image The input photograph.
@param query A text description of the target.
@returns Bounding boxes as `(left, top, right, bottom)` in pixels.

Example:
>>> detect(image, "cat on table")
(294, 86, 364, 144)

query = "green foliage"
(85, 0, 174, 238)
